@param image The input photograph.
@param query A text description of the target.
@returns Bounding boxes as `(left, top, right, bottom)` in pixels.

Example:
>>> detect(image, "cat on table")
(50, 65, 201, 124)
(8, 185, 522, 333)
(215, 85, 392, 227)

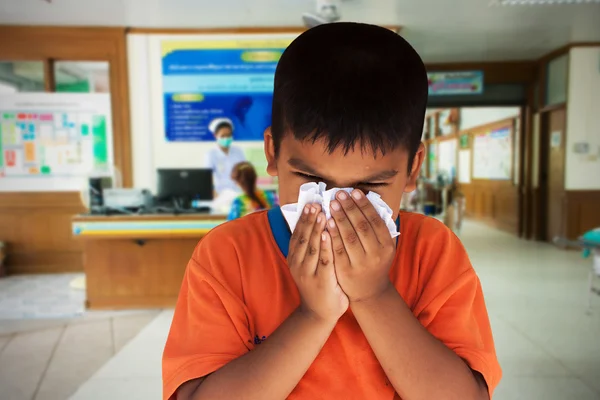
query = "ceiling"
(1, 0, 599, 62)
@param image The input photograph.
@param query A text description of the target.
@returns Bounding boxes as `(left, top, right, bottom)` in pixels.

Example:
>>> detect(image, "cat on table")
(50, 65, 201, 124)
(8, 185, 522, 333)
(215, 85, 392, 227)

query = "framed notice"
(472, 127, 512, 180)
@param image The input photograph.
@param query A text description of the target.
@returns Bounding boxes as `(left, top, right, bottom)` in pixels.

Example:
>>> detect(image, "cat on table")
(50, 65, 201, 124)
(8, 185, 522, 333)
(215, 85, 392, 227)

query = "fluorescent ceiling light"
(493, 0, 600, 4)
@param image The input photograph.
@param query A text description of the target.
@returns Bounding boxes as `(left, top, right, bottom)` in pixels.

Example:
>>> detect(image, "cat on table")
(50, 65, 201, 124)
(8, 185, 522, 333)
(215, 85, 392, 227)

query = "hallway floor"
(1, 219, 599, 400)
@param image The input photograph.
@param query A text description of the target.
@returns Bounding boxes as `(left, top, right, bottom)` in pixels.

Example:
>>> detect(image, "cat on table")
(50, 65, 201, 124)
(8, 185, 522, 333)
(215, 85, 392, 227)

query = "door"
(545, 108, 566, 242)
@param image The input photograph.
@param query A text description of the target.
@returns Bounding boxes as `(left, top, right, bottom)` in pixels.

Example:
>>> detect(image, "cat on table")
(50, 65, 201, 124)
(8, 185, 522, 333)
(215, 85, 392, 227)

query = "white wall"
(128, 34, 154, 191)
(127, 33, 297, 192)
(459, 107, 521, 131)
(565, 47, 600, 190)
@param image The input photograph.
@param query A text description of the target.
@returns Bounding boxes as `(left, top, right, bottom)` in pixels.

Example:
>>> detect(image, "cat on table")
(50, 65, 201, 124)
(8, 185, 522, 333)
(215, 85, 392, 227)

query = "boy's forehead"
(280, 135, 408, 173)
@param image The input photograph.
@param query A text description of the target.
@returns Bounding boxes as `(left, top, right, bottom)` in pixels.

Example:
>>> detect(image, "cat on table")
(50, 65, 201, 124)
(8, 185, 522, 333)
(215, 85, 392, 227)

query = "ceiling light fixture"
(492, 0, 600, 5)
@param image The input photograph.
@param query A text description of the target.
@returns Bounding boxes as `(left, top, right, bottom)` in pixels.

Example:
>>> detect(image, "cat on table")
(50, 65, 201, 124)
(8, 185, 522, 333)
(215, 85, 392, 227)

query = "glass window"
(546, 54, 568, 106)
(54, 61, 110, 93)
(0, 61, 45, 92)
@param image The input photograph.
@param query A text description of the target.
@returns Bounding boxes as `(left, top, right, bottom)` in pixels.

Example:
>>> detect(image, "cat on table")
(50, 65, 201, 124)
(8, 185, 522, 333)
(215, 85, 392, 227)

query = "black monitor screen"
(157, 169, 213, 204)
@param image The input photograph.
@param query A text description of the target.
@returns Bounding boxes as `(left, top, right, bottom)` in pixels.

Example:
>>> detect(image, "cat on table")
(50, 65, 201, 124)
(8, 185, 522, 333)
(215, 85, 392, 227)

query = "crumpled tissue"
(281, 182, 400, 238)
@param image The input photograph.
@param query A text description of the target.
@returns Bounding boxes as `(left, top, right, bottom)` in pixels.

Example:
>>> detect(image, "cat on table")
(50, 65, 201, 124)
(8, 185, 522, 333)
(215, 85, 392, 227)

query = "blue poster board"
(161, 39, 292, 142)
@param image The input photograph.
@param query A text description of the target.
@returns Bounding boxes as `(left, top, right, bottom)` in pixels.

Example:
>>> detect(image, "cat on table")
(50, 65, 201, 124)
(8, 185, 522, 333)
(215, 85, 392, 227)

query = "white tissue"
(281, 182, 400, 238)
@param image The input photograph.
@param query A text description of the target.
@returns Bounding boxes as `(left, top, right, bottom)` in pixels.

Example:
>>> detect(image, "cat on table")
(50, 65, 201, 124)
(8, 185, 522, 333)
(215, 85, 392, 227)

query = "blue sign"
(162, 40, 291, 142)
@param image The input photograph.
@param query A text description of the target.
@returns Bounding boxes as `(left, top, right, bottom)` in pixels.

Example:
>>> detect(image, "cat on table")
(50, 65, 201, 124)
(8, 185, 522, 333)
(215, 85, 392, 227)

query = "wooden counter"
(72, 213, 226, 310)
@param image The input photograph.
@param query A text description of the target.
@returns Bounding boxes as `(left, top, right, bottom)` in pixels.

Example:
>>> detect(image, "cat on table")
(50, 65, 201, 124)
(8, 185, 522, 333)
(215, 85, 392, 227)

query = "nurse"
(205, 117, 246, 196)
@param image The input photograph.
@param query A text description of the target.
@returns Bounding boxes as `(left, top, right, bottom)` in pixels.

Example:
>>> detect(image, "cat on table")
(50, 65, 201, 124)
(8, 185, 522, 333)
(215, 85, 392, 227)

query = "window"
(0, 61, 45, 92)
(54, 61, 110, 93)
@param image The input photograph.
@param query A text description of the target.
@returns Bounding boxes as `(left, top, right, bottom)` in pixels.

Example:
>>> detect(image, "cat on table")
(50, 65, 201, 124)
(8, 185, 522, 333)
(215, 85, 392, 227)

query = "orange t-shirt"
(162, 209, 501, 400)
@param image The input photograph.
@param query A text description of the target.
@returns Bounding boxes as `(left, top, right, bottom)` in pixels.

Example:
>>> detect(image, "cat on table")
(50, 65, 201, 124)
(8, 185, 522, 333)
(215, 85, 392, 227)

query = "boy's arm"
(328, 190, 498, 400)
(177, 308, 335, 400)
(177, 205, 349, 400)
(350, 285, 489, 400)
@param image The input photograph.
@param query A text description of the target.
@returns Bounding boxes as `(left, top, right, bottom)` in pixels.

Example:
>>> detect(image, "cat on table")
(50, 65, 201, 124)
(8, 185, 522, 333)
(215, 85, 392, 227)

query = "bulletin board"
(472, 127, 512, 180)
(0, 93, 113, 188)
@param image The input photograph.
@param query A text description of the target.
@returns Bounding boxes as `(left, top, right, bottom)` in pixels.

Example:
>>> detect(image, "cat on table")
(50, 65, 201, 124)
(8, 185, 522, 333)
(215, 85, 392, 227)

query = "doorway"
(538, 107, 566, 242)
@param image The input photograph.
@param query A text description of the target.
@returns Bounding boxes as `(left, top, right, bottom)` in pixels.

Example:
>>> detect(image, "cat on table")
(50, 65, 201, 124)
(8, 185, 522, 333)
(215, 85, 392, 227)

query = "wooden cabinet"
(72, 213, 227, 309)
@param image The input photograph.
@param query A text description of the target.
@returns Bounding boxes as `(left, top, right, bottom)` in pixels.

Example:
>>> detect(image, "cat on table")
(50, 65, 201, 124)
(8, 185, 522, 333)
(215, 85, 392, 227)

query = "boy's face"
(264, 129, 424, 219)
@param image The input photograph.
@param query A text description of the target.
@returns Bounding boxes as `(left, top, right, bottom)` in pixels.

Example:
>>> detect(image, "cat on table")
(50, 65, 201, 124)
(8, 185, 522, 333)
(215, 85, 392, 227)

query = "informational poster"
(458, 150, 471, 184)
(472, 127, 512, 180)
(161, 36, 295, 142)
(428, 71, 484, 96)
(0, 93, 113, 182)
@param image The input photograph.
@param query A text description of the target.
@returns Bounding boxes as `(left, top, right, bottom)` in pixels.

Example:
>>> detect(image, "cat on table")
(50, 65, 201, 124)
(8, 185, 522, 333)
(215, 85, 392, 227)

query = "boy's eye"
(294, 172, 321, 181)
(359, 182, 387, 188)
(294, 172, 388, 189)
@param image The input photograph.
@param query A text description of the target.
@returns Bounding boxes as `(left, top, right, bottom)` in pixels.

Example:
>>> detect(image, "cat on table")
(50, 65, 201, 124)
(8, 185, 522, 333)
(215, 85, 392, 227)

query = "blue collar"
(267, 207, 400, 258)
(267, 207, 292, 257)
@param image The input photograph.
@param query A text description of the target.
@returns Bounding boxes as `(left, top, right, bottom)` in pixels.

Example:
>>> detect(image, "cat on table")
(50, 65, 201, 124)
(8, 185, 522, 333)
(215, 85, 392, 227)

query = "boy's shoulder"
(206, 210, 268, 241)
(195, 211, 271, 257)
(399, 211, 451, 240)
(397, 211, 465, 268)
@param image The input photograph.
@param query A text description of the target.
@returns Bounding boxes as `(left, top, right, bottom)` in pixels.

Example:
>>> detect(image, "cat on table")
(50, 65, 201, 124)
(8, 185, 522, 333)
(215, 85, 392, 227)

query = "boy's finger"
(289, 205, 319, 267)
(304, 212, 326, 276)
(350, 189, 391, 245)
(329, 198, 365, 261)
(316, 230, 335, 279)
(327, 218, 351, 268)
(336, 190, 379, 251)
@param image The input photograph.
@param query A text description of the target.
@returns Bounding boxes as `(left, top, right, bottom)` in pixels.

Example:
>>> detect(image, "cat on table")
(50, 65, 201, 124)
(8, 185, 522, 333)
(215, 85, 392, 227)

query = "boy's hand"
(328, 190, 396, 303)
(288, 204, 349, 323)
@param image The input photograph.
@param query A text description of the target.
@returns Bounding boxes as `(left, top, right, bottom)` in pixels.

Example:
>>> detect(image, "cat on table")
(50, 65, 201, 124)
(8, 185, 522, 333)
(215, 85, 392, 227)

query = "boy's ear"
(403, 142, 425, 193)
(264, 127, 278, 177)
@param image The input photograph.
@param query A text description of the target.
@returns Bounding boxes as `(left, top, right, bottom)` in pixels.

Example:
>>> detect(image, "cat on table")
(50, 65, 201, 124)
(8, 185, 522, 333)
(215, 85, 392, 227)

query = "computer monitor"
(157, 169, 213, 209)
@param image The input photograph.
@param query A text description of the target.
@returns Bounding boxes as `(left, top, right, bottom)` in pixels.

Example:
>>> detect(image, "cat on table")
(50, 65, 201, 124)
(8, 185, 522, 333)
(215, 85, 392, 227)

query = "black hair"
(214, 121, 233, 136)
(271, 22, 428, 171)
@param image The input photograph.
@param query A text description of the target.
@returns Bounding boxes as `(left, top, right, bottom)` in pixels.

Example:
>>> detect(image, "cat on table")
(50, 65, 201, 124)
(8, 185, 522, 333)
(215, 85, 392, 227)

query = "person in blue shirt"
(205, 118, 246, 196)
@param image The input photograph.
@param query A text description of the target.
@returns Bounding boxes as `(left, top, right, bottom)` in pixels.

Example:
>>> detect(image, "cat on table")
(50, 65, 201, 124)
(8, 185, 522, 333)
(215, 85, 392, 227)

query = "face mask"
(217, 137, 233, 148)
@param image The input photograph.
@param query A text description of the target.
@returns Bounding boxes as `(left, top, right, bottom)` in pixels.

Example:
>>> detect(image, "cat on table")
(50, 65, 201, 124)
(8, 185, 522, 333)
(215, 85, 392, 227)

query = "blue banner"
(162, 39, 292, 142)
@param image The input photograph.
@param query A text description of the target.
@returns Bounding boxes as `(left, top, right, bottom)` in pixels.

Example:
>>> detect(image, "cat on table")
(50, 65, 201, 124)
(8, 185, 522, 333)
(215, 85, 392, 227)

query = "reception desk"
(72, 213, 226, 310)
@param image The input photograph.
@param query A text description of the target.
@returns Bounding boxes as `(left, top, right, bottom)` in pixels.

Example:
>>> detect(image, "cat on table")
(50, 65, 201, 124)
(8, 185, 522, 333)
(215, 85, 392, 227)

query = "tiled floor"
(0, 274, 85, 319)
(3, 219, 600, 399)
(0, 310, 161, 400)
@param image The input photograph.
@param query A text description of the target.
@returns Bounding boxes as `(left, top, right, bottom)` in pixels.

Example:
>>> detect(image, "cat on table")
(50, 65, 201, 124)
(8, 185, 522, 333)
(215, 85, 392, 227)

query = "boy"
(163, 23, 501, 400)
